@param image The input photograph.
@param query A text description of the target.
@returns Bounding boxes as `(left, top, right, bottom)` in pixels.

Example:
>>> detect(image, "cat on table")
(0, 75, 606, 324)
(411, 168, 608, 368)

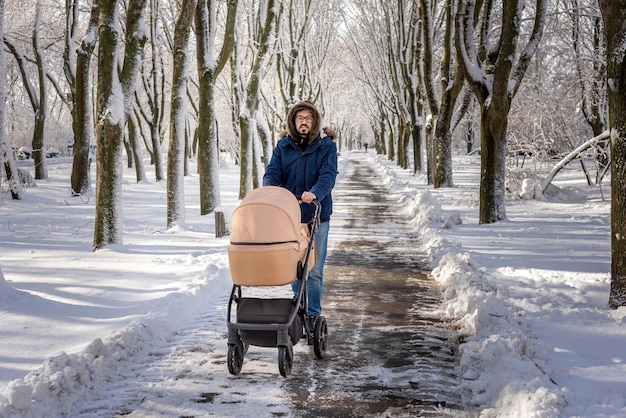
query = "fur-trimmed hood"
(286, 101, 321, 145)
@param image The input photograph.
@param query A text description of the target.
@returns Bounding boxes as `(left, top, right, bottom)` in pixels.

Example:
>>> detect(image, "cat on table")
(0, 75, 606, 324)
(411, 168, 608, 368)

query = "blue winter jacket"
(263, 134, 338, 223)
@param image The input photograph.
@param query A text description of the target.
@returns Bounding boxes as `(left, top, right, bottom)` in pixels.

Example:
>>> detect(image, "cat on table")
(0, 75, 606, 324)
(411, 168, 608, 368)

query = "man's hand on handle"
(300, 191, 316, 204)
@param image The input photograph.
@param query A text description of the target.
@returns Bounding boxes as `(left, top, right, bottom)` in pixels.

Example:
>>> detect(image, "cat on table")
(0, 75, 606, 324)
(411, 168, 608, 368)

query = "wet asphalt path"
(284, 154, 472, 417)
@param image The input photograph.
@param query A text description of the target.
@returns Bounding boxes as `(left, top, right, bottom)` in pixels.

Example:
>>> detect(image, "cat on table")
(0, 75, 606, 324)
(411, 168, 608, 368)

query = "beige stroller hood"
(228, 186, 313, 286)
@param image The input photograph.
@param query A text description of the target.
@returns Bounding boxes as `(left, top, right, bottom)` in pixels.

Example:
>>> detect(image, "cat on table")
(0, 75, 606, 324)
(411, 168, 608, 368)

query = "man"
(263, 101, 338, 330)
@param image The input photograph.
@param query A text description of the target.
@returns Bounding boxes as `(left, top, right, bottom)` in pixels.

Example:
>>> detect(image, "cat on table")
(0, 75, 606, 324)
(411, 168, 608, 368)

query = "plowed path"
(76, 154, 472, 418)
(283, 154, 470, 417)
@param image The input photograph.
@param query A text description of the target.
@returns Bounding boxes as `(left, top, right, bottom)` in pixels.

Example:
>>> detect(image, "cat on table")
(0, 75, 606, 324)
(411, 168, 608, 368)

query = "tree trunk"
(387, 124, 395, 161)
(238, 113, 253, 198)
(150, 124, 164, 180)
(0, 0, 20, 199)
(479, 104, 509, 224)
(166, 0, 197, 229)
(145, 0, 165, 182)
(396, 122, 405, 168)
(128, 110, 146, 182)
(257, 111, 272, 168)
(93, 0, 147, 250)
(400, 124, 410, 169)
(71, 0, 100, 196)
(93, 0, 123, 250)
(378, 115, 387, 156)
(433, 127, 453, 188)
(599, 0, 626, 308)
(2, 151, 22, 199)
(425, 116, 434, 185)
(32, 0, 48, 180)
(433, 64, 465, 187)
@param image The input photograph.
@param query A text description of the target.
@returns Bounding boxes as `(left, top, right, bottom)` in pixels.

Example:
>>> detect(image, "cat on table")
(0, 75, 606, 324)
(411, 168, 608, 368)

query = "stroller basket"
(237, 298, 302, 346)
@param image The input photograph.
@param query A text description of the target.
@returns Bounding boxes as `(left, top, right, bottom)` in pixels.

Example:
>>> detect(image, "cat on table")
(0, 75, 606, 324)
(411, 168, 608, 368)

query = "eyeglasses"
(295, 116, 313, 123)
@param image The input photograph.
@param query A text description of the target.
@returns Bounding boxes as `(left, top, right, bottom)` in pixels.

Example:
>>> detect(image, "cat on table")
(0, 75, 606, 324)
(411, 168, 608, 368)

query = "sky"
(0, 150, 624, 417)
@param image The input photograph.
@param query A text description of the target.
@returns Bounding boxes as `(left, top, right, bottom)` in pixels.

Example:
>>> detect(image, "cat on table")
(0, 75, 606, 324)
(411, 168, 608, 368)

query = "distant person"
(364, 142, 369, 152)
(263, 101, 338, 330)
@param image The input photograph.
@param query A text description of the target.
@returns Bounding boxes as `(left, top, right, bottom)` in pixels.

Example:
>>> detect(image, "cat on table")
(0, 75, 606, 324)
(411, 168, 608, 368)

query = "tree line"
(0, 0, 624, 307)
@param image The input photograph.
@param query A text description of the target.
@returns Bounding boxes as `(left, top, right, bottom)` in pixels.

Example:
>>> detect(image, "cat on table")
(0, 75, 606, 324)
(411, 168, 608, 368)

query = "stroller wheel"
(313, 316, 328, 359)
(278, 344, 293, 377)
(227, 343, 244, 375)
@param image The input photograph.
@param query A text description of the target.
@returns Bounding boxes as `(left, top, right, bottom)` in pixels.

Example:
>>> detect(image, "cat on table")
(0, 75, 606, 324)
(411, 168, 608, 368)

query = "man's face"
(295, 110, 314, 135)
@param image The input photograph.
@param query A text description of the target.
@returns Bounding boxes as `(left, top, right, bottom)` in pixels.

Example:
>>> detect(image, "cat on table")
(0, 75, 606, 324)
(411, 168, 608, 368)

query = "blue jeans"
(293, 220, 329, 316)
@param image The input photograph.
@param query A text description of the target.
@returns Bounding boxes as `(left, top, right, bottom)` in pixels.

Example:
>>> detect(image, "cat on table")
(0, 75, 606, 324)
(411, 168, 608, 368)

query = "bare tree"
(420, 0, 466, 187)
(456, 0, 548, 224)
(598, 0, 626, 308)
(195, 0, 237, 215)
(166, 0, 197, 228)
(274, 0, 333, 111)
(3, 0, 48, 180)
(0, 0, 21, 200)
(570, 0, 609, 181)
(135, 0, 167, 182)
(377, 0, 422, 170)
(340, 1, 395, 158)
(120, 0, 149, 183)
(93, 0, 147, 250)
(275, 0, 316, 108)
(272, 0, 342, 159)
(232, 0, 277, 199)
(69, 0, 100, 195)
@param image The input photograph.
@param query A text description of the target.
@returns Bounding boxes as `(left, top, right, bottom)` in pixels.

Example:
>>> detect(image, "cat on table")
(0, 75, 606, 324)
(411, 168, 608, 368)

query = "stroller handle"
(297, 196, 321, 226)
(311, 198, 321, 224)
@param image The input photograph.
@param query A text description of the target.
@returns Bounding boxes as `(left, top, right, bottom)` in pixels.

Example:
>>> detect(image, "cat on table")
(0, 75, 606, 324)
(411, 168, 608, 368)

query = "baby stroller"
(226, 186, 327, 377)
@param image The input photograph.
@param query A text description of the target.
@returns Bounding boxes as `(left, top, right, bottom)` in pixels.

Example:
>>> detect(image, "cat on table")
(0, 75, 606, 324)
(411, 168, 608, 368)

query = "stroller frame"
(226, 194, 326, 377)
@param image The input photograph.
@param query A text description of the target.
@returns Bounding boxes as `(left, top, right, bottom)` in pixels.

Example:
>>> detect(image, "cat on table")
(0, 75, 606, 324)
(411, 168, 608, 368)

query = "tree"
(69, 0, 100, 196)
(138, 0, 166, 182)
(232, 0, 277, 199)
(195, 0, 237, 215)
(341, 1, 395, 158)
(274, 0, 329, 109)
(379, 0, 422, 170)
(0, 0, 21, 200)
(166, 0, 197, 228)
(598, 0, 626, 308)
(93, 0, 147, 250)
(570, 0, 609, 182)
(3, 0, 48, 180)
(420, 0, 466, 187)
(456, 0, 548, 224)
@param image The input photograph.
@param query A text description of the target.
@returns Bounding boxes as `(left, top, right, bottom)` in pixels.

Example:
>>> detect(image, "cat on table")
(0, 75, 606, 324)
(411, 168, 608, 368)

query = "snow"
(0, 151, 625, 417)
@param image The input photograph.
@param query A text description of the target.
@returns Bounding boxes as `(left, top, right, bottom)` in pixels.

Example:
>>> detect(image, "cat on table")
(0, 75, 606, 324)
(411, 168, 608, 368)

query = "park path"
(72, 153, 473, 418)
(283, 153, 472, 417)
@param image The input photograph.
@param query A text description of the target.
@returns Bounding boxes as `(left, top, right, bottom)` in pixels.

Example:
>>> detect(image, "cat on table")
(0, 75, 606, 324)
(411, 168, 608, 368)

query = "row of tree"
(304, 0, 626, 308)
(0, 0, 624, 307)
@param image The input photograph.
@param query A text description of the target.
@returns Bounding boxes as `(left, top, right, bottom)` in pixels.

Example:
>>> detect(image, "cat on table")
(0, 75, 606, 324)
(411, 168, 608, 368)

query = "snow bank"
(368, 154, 567, 416)
(0, 255, 232, 418)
